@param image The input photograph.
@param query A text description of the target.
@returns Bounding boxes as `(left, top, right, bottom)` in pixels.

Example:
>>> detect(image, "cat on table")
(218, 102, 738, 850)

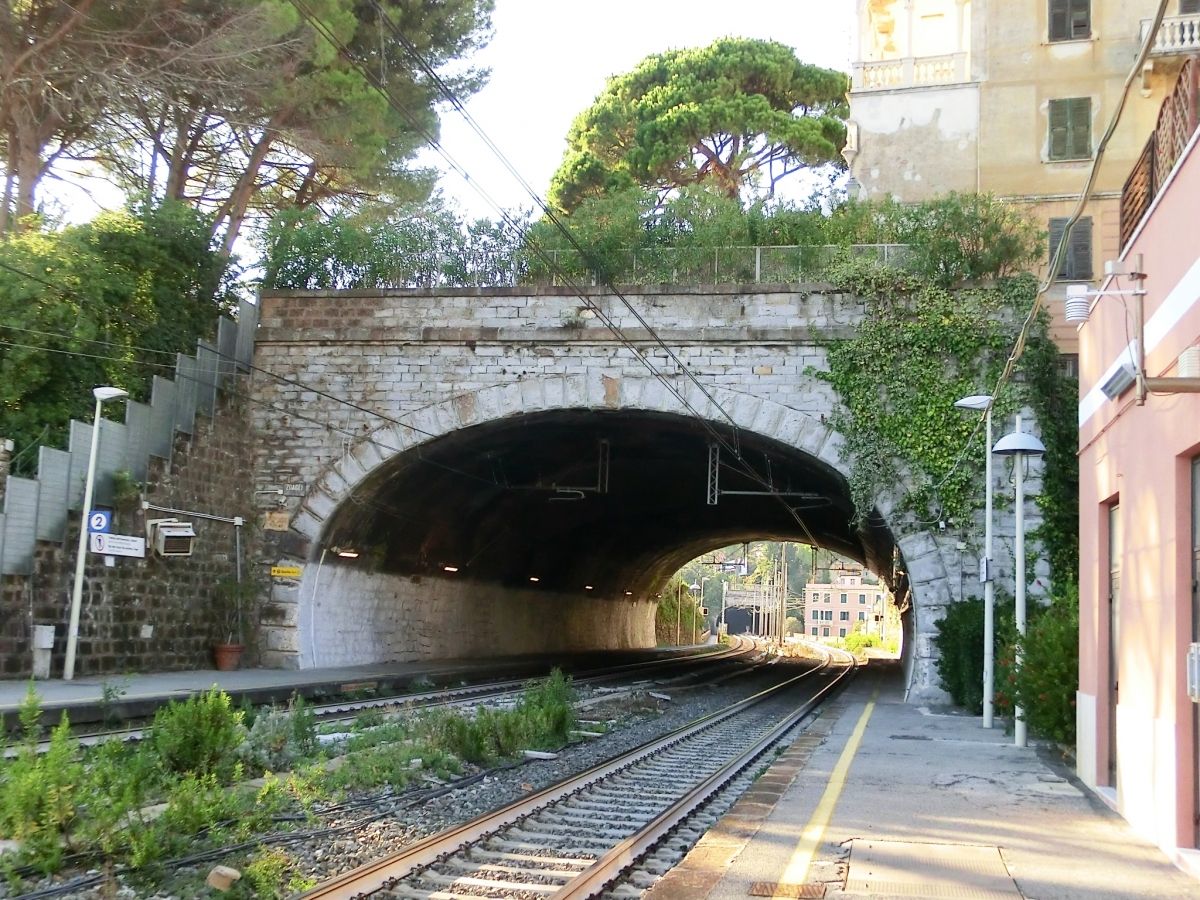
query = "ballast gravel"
(14, 667, 796, 899)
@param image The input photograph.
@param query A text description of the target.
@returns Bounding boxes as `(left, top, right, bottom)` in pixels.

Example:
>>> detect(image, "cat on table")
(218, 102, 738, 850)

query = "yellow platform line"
(774, 686, 878, 896)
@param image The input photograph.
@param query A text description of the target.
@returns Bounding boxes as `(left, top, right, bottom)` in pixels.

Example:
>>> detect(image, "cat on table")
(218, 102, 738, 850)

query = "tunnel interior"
(317, 409, 900, 600)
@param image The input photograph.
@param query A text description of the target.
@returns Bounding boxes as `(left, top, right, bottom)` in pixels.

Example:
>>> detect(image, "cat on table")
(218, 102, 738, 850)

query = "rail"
(1140, 12, 1200, 55)
(301, 644, 855, 898)
(852, 52, 970, 91)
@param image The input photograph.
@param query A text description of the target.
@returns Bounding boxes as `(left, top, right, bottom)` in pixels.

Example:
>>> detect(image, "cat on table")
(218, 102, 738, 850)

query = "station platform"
(0, 646, 715, 729)
(647, 662, 1199, 899)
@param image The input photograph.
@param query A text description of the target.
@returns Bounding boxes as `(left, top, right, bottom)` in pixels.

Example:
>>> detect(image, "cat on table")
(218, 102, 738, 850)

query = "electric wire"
(285, 0, 828, 553)
(983, 0, 1170, 418)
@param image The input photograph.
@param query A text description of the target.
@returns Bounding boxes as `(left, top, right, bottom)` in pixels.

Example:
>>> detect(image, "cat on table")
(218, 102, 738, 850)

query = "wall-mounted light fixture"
(1067, 254, 1200, 406)
(443, 565, 459, 573)
(529, 576, 540, 583)
(334, 548, 359, 559)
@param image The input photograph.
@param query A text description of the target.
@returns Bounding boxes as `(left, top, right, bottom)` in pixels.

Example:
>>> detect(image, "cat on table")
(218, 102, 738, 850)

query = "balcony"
(1120, 58, 1199, 248)
(1140, 12, 1200, 56)
(851, 52, 970, 92)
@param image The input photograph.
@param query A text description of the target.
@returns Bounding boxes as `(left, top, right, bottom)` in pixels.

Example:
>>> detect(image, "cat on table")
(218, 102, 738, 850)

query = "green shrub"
(0, 688, 82, 873)
(1007, 586, 1079, 743)
(150, 686, 245, 779)
(238, 695, 318, 774)
(844, 631, 879, 654)
(933, 597, 1014, 713)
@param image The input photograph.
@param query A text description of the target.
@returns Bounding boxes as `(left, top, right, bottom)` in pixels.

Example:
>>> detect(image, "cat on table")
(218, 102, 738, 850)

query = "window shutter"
(1070, 217, 1093, 279)
(1049, 102, 1069, 159)
(1049, 0, 1069, 40)
(1049, 218, 1068, 277)
(1182, 0, 1199, 15)
(1070, 0, 1091, 38)
(1068, 97, 1092, 157)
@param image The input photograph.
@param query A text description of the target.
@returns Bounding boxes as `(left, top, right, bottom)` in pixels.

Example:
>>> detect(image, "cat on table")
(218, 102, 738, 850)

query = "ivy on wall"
(818, 262, 1078, 588)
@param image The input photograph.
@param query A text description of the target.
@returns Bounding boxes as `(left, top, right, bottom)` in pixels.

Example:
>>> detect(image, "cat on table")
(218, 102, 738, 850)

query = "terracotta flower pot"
(213, 643, 245, 672)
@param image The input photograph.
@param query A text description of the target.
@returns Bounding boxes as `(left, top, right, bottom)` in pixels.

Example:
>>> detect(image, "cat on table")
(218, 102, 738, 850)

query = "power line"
(286, 0, 827, 552)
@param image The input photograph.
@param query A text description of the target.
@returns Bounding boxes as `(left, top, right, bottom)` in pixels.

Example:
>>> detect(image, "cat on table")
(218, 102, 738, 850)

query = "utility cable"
(287, 0, 828, 552)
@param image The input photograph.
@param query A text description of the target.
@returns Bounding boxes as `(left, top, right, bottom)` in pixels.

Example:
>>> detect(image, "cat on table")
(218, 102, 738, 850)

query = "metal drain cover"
(843, 839, 1020, 898)
(749, 882, 826, 898)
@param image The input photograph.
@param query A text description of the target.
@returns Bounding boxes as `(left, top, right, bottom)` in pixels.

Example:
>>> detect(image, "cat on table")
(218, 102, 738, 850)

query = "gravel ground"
(10, 663, 802, 899)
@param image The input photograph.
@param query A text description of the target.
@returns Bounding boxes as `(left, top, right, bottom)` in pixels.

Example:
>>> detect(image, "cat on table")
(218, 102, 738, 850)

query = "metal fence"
(0, 300, 260, 575)
(529, 244, 912, 287)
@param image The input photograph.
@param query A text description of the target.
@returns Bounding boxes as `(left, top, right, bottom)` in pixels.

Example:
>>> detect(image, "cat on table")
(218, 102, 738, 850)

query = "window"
(859, 593, 867, 603)
(824, 593, 830, 602)
(812, 627, 819, 636)
(840, 611, 850, 621)
(1048, 98, 1091, 160)
(1049, 217, 1093, 279)
(1049, 0, 1090, 41)
(823, 627, 830, 637)
(839, 628, 847, 637)
(840, 593, 848, 603)
(858, 611, 867, 620)
(1058, 354, 1080, 379)
(812, 609, 820, 621)
(1182, 0, 1199, 14)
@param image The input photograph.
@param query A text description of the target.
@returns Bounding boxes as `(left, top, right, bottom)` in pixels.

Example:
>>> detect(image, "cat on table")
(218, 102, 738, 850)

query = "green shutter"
(1049, 98, 1091, 159)
(1049, 0, 1069, 41)
(1070, 217, 1093, 279)
(1049, 218, 1068, 277)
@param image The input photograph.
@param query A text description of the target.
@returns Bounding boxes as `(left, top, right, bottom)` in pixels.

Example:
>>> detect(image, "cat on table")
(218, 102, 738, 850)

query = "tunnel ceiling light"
(336, 548, 359, 558)
(443, 565, 459, 573)
(585, 585, 594, 591)
(529, 576, 540, 583)
(624, 590, 633, 596)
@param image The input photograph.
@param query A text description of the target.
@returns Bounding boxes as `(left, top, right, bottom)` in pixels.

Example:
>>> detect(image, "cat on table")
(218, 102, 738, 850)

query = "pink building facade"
(1077, 60, 1200, 872)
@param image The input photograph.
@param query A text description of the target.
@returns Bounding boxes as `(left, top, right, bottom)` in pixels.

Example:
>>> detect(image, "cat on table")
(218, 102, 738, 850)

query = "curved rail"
(301, 644, 855, 899)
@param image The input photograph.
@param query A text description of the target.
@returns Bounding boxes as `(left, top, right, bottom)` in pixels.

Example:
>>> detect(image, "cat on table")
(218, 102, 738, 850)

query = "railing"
(1121, 57, 1199, 248)
(852, 52, 970, 91)
(532, 244, 912, 287)
(1140, 12, 1200, 55)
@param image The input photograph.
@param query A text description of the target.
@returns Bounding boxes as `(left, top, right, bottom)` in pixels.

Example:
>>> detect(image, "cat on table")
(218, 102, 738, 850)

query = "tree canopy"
(547, 38, 848, 213)
(0, 0, 495, 254)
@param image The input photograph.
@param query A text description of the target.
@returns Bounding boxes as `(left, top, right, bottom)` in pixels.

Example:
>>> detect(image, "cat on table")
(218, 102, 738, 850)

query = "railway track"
(10, 638, 760, 757)
(302, 644, 855, 899)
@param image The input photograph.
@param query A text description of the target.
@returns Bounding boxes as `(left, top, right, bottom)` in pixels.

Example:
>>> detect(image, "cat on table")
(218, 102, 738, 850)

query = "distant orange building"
(805, 566, 893, 642)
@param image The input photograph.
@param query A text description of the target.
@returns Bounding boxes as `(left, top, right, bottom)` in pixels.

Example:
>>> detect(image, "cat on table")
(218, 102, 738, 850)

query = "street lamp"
(64, 386, 128, 680)
(955, 393, 996, 729)
(993, 414, 1046, 749)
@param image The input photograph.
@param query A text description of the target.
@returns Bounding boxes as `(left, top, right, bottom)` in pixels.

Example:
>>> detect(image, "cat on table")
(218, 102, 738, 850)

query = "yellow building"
(846, 0, 1199, 352)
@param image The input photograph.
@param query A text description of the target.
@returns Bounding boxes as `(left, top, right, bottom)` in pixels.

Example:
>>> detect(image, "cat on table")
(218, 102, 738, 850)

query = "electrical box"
(700, 607, 708, 616)
(147, 519, 196, 557)
(978, 556, 993, 584)
(1188, 643, 1200, 703)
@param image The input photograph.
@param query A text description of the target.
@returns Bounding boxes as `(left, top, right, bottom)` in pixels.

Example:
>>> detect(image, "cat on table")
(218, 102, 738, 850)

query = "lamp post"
(64, 386, 129, 680)
(992, 414, 1046, 748)
(955, 393, 996, 728)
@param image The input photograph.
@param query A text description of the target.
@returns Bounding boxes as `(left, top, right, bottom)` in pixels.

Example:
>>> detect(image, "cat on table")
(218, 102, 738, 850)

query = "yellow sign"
(271, 565, 303, 578)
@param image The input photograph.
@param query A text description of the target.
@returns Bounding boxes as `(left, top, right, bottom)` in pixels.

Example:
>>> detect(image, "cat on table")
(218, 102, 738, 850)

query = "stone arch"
(272, 373, 957, 700)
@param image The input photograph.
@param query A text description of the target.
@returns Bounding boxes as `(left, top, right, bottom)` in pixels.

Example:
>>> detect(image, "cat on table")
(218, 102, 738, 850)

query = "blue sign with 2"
(88, 510, 111, 533)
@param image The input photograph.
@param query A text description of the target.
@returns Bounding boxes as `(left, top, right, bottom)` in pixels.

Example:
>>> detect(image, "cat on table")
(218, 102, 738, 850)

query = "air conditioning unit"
(147, 519, 196, 557)
(1100, 360, 1137, 401)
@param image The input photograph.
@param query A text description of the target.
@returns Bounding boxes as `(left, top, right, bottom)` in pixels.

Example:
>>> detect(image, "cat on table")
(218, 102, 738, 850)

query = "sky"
(426, 0, 854, 218)
(47, 1, 854, 224)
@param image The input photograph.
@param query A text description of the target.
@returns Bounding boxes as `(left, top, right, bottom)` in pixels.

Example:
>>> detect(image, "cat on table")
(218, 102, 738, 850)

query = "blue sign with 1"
(88, 510, 111, 533)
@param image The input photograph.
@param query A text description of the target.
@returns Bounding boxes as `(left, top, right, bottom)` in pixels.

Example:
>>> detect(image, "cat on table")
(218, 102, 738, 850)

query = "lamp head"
(93, 386, 129, 402)
(992, 431, 1046, 456)
(953, 394, 992, 411)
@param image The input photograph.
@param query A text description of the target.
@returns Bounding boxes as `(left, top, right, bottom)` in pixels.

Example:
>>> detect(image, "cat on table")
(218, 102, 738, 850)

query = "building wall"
(848, 0, 1189, 353)
(805, 568, 888, 640)
(1077, 127, 1200, 857)
(0, 394, 261, 679)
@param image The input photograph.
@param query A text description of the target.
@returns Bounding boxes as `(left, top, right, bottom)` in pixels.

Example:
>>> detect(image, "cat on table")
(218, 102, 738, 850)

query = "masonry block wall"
(283, 564, 657, 668)
(0, 391, 260, 679)
(246, 285, 1045, 701)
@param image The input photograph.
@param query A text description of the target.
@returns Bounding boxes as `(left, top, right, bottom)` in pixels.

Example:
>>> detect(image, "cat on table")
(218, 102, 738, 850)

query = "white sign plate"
(89, 532, 146, 558)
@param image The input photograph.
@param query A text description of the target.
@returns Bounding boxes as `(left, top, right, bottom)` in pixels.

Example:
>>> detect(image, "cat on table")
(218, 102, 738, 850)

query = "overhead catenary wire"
(285, 0, 829, 553)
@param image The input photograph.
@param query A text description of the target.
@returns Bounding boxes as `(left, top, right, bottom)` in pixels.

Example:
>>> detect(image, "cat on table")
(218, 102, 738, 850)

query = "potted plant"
(212, 576, 256, 671)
